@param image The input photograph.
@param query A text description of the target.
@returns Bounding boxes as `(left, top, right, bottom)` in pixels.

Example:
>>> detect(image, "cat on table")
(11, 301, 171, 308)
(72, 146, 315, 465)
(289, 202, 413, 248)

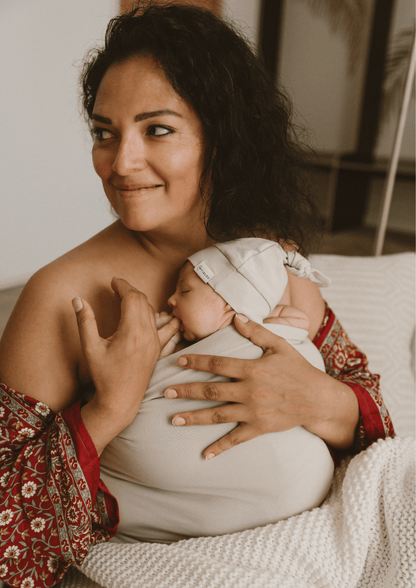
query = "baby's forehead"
(179, 261, 203, 284)
(179, 262, 213, 290)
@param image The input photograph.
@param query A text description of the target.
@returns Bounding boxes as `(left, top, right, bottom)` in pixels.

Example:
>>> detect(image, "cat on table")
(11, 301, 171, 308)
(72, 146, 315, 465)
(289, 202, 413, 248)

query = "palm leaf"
(302, 0, 368, 73)
(381, 27, 415, 126)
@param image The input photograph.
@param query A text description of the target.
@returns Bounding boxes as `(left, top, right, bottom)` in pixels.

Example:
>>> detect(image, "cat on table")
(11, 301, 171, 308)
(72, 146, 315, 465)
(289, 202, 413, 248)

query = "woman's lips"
(115, 184, 161, 192)
(113, 184, 163, 200)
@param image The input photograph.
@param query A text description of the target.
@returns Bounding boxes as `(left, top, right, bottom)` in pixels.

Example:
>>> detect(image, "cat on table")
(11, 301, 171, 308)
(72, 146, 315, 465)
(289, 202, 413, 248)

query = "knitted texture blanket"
(60, 436, 415, 588)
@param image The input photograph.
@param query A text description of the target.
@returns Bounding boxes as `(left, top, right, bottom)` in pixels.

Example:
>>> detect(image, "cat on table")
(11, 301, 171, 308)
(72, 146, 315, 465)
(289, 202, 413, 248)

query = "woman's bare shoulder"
(0, 222, 125, 410)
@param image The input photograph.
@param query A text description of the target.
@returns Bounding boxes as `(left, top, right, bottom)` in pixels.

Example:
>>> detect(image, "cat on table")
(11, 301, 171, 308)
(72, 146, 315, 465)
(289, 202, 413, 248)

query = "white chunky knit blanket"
(60, 436, 415, 588)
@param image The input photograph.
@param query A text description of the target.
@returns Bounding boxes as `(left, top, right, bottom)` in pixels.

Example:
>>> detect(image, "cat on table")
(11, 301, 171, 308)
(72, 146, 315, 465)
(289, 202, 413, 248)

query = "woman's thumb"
(72, 297, 100, 355)
(233, 313, 284, 353)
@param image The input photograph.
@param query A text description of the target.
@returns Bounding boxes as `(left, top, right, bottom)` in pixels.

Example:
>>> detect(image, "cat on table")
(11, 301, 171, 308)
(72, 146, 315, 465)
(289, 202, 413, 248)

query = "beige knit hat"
(188, 238, 330, 323)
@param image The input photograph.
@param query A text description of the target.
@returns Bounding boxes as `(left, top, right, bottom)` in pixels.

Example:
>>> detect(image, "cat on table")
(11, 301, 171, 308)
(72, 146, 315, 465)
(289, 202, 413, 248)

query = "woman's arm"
(0, 266, 85, 412)
(0, 268, 118, 586)
(0, 270, 179, 586)
(313, 305, 395, 453)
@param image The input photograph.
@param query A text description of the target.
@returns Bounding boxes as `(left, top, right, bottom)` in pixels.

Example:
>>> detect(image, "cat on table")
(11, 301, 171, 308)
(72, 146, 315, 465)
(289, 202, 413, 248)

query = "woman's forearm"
(302, 375, 360, 449)
(81, 397, 135, 456)
(313, 305, 395, 452)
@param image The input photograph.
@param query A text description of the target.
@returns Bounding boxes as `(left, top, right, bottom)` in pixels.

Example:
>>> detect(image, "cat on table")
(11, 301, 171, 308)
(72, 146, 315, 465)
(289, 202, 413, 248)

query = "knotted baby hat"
(187, 238, 330, 323)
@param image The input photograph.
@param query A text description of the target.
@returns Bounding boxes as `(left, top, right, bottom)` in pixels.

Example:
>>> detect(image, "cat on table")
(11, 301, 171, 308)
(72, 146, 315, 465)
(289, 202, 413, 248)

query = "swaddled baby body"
(99, 239, 334, 543)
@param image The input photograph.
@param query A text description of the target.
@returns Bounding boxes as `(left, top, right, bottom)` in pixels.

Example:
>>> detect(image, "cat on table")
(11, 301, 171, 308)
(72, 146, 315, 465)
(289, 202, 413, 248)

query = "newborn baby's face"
(168, 262, 235, 342)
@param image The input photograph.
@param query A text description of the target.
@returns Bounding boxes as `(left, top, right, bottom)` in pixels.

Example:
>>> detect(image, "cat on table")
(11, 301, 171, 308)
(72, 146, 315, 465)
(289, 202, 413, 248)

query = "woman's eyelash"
(148, 125, 174, 137)
(92, 125, 174, 140)
(92, 127, 113, 141)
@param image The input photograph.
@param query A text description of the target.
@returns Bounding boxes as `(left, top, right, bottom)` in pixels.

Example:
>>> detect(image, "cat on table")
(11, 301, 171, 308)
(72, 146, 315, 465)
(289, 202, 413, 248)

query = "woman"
(0, 3, 394, 586)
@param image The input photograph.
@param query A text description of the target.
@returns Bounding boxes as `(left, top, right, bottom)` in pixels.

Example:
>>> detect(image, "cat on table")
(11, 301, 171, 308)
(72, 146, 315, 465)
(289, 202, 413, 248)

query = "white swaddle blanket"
(99, 323, 334, 544)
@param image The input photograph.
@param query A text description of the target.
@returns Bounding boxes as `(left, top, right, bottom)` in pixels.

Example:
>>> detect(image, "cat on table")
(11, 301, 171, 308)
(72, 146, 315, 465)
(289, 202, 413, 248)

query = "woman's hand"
(165, 314, 359, 459)
(72, 277, 180, 453)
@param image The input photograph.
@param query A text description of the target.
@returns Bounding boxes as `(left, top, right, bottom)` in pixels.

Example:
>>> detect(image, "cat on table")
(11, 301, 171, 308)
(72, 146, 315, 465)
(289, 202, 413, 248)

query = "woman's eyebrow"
(91, 109, 183, 124)
(135, 109, 183, 122)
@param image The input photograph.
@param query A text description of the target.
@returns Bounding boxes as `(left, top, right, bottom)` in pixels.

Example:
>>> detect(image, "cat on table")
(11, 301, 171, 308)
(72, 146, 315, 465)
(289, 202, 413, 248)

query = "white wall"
(277, 0, 374, 154)
(0, 0, 118, 287)
(222, 0, 261, 46)
(275, 0, 415, 161)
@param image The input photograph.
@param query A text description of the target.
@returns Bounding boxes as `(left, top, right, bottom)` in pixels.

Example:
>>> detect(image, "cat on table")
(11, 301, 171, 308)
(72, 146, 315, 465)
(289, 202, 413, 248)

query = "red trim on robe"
(313, 305, 395, 453)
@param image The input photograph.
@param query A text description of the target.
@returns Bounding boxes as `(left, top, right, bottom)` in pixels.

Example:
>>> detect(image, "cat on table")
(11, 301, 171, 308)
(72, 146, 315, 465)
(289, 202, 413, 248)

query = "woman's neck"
(131, 224, 214, 273)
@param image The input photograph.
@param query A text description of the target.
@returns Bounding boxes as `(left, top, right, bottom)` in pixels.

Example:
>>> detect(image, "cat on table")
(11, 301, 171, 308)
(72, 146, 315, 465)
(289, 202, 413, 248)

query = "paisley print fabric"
(313, 305, 395, 453)
(0, 387, 118, 587)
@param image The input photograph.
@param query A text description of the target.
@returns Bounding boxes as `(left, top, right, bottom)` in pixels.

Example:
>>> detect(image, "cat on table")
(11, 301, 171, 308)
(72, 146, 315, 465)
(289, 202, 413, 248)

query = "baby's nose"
(167, 294, 176, 307)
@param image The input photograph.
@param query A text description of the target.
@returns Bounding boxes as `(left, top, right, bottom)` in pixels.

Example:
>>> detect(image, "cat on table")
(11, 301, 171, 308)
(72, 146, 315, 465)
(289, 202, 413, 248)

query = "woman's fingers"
(174, 315, 288, 381)
(171, 403, 246, 428)
(202, 424, 258, 460)
(175, 315, 288, 375)
(72, 297, 100, 357)
(111, 277, 155, 336)
(175, 353, 245, 379)
(165, 380, 243, 403)
(232, 313, 286, 354)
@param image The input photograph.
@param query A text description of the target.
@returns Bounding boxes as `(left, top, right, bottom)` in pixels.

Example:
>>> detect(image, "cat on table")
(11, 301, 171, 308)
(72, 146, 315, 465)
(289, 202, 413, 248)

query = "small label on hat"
(194, 261, 215, 283)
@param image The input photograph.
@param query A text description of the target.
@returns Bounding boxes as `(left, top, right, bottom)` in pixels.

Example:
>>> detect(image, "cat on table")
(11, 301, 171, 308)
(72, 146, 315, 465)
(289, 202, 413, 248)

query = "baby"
(157, 237, 328, 355)
(100, 238, 334, 544)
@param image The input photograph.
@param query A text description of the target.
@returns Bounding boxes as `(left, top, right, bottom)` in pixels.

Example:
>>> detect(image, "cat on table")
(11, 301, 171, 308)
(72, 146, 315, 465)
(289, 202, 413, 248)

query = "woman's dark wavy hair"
(81, 1, 320, 254)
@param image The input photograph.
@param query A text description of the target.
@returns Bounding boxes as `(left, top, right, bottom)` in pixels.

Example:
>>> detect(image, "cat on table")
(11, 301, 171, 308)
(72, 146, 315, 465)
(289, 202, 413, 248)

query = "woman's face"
(92, 55, 206, 234)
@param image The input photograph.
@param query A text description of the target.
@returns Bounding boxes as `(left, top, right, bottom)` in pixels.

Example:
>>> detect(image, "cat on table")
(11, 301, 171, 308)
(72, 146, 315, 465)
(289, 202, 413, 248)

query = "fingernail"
(236, 313, 248, 323)
(72, 297, 83, 313)
(165, 389, 178, 399)
(172, 416, 186, 426)
(178, 356, 188, 366)
(206, 453, 216, 460)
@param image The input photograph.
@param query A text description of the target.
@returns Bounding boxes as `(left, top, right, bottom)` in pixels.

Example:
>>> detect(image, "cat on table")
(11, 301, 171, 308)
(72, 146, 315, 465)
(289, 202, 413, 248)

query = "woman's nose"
(112, 136, 146, 175)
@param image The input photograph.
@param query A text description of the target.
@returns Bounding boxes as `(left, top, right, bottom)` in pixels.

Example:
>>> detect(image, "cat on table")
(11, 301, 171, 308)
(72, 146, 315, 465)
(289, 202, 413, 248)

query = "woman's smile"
(113, 183, 164, 198)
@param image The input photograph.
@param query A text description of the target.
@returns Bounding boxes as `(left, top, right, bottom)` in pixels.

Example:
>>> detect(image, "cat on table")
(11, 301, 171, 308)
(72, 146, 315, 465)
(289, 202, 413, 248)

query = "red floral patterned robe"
(0, 306, 394, 587)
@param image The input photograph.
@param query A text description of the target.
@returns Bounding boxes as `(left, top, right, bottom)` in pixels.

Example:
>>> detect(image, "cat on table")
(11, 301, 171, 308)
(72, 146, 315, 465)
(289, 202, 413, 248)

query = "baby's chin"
(183, 331, 198, 342)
